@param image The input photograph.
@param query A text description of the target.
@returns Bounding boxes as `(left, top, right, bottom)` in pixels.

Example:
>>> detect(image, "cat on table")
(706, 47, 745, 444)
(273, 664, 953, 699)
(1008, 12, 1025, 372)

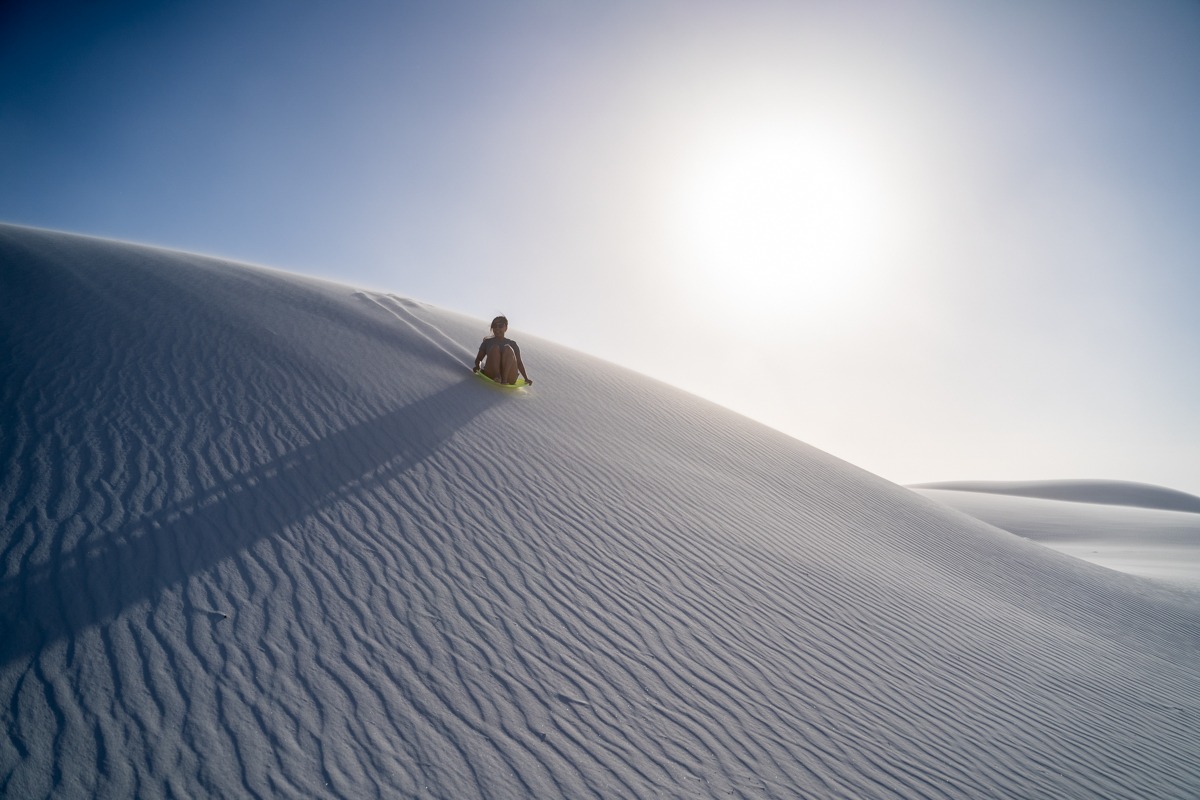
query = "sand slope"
(2, 224, 1199, 799)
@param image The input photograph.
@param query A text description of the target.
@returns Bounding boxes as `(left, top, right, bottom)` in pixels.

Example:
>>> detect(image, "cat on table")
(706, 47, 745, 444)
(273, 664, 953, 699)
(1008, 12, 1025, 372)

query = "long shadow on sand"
(0, 377, 505, 667)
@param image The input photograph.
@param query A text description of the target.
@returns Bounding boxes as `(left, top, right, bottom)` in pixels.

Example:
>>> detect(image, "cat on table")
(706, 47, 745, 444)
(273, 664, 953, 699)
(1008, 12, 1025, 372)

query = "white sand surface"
(912, 479, 1200, 514)
(912, 482, 1200, 592)
(2, 224, 1199, 799)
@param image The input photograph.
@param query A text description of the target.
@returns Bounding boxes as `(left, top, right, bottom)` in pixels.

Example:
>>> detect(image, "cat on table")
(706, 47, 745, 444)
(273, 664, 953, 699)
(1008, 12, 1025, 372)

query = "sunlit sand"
(3, 224, 1198, 799)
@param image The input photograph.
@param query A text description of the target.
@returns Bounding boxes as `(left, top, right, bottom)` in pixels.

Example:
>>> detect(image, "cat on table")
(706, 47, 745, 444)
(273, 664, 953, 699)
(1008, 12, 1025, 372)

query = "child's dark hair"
(490, 315, 508, 329)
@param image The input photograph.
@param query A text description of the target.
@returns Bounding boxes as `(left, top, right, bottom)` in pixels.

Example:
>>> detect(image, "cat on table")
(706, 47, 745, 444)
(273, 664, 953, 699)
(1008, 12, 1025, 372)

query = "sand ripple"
(2, 225, 1199, 798)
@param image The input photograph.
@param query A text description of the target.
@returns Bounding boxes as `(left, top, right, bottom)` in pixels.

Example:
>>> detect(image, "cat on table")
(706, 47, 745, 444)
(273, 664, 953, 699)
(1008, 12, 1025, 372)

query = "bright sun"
(665, 120, 902, 330)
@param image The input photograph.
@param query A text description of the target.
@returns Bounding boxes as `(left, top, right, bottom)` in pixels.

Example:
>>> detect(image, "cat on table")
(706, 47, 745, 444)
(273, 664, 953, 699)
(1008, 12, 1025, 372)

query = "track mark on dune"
(191, 608, 228, 620)
(354, 292, 473, 365)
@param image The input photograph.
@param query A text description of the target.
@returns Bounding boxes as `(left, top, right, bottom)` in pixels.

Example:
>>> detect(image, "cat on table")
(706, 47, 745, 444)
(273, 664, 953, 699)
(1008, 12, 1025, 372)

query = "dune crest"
(3, 224, 1199, 799)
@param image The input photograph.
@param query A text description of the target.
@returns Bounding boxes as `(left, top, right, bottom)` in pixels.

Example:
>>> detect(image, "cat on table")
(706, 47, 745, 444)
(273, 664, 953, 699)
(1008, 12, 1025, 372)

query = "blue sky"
(3, 0, 1199, 494)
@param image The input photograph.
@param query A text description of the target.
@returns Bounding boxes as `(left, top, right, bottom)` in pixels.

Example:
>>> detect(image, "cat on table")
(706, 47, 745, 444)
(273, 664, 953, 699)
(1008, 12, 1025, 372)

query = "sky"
(3, 0, 1199, 495)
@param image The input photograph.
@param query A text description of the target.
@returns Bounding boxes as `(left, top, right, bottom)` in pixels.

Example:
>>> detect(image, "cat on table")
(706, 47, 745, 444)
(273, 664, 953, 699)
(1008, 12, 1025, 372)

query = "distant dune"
(3, 223, 1200, 799)
(910, 479, 1200, 514)
(912, 486, 1200, 592)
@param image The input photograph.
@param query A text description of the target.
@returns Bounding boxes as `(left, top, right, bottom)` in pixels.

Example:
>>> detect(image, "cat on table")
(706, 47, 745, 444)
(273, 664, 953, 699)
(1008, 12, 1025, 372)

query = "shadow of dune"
(0, 377, 500, 667)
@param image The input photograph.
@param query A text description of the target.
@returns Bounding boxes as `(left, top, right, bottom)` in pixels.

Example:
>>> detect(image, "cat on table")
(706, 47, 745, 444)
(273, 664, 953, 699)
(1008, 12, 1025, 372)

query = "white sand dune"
(912, 483, 1200, 592)
(912, 479, 1200, 514)
(2, 223, 1199, 799)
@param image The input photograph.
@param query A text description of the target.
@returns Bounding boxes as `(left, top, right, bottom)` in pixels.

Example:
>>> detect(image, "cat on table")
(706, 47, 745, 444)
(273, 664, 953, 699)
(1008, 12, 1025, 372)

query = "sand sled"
(475, 371, 530, 389)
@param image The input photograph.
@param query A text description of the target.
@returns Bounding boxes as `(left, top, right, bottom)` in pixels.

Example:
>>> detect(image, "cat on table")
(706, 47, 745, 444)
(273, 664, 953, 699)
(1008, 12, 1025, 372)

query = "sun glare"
(665, 120, 903, 330)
